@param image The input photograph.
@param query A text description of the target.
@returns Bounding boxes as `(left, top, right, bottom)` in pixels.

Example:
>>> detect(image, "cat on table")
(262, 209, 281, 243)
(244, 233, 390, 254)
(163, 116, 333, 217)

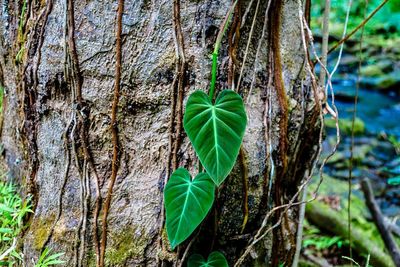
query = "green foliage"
(164, 169, 215, 249)
(388, 135, 400, 154)
(18, 0, 27, 35)
(303, 234, 344, 250)
(15, 0, 27, 64)
(163, 4, 245, 264)
(311, 0, 400, 53)
(183, 90, 247, 186)
(305, 175, 400, 267)
(188, 251, 229, 267)
(312, 0, 400, 37)
(34, 247, 65, 267)
(0, 181, 64, 266)
(325, 117, 365, 136)
(303, 220, 346, 251)
(360, 65, 384, 77)
(164, 90, 246, 251)
(0, 181, 32, 266)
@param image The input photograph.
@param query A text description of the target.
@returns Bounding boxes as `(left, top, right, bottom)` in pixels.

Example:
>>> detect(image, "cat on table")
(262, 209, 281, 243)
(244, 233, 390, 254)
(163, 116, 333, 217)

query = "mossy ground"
(303, 175, 400, 266)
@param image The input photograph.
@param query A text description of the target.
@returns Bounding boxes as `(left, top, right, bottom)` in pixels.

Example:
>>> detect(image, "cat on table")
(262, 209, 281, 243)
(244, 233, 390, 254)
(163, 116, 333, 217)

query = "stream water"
(333, 76, 400, 138)
(324, 72, 400, 221)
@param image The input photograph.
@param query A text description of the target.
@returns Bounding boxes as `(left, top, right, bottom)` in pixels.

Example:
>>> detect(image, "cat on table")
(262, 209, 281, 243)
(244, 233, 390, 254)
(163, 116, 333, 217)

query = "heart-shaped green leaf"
(188, 251, 229, 267)
(164, 168, 215, 249)
(184, 90, 247, 186)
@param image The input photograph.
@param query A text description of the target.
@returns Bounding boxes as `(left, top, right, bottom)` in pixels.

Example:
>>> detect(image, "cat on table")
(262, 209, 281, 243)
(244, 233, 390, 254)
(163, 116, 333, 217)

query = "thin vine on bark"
(99, 0, 124, 266)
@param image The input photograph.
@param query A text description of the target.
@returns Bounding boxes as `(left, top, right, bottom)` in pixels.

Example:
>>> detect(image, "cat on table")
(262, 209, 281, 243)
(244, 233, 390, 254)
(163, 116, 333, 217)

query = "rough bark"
(0, 0, 321, 266)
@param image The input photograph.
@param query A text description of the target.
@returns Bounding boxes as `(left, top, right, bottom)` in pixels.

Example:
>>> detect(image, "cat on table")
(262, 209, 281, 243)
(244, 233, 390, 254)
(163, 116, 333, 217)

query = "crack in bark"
(267, 1, 296, 266)
(62, 0, 101, 266)
(17, 0, 54, 229)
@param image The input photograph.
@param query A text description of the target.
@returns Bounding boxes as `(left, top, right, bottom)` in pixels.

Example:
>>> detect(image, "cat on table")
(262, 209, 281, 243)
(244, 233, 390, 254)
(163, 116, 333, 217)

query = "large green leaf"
(188, 251, 229, 267)
(164, 168, 215, 249)
(183, 90, 247, 186)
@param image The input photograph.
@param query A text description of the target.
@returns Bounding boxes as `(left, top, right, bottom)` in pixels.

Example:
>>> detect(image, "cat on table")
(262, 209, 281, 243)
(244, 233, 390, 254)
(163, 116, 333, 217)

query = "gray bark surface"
(0, 0, 321, 266)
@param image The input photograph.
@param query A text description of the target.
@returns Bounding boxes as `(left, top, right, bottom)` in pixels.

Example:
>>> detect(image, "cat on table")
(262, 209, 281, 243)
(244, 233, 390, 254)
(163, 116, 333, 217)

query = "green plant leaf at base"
(188, 251, 229, 267)
(183, 90, 247, 186)
(164, 168, 215, 249)
(35, 247, 65, 267)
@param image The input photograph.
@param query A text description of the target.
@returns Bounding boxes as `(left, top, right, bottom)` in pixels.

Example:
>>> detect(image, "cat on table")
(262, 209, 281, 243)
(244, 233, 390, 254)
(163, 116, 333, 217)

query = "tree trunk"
(0, 0, 321, 266)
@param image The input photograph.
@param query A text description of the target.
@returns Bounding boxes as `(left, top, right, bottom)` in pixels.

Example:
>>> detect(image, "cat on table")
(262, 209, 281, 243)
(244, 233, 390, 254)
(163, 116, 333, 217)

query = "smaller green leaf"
(35, 247, 65, 267)
(165, 168, 215, 249)
(188, 251, 229, 267)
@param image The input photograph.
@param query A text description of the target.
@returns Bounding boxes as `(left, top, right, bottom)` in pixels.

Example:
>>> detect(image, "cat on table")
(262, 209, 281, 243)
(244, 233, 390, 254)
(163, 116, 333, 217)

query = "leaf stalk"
(208, 0, 238, 101)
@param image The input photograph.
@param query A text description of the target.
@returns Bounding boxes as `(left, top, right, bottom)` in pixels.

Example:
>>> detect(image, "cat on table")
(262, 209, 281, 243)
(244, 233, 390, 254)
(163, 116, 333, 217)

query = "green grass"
(0, 181, 32, 265)
(34, 248, 65, 267)
(303, 223, 346, 250)
(0, 180, 64, 266)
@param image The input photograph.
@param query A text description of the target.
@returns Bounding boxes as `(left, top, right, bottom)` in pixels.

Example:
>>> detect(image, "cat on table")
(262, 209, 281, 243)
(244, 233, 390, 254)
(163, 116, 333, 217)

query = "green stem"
(209, 52, 218, 101)
(208, 0, 238, 101)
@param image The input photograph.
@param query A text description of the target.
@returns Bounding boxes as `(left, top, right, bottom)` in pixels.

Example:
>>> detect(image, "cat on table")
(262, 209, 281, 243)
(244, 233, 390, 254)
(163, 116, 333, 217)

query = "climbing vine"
(99, 0, 125, 266)
(163, 1, 246, 264)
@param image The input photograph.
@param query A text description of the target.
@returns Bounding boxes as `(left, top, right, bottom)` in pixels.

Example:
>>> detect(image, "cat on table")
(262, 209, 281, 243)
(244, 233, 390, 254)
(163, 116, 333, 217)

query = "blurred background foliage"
(312, 0, 400, 38)
(301, 1, 400, 266)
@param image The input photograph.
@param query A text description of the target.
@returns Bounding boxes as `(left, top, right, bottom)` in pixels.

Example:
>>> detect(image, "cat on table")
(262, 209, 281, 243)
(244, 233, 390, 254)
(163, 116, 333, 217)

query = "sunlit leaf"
(184, 90, 247, 186)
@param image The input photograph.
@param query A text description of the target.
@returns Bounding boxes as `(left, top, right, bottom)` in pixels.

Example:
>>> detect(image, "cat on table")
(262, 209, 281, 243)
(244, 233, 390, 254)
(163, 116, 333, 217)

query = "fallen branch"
(361, 178, 400, 266)
(306, 200, 394, 267)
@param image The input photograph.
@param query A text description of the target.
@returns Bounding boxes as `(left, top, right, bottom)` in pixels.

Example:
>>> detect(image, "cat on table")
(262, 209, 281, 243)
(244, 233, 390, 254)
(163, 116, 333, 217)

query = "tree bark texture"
(0, 0, 321, 266)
